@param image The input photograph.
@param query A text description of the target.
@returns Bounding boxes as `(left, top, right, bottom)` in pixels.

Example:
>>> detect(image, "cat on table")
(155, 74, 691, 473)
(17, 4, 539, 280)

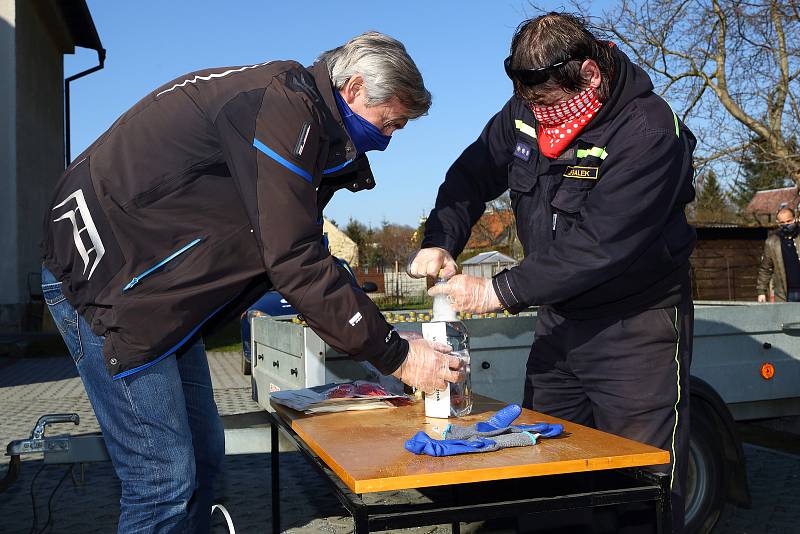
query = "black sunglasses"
(503, 55, 582, 86)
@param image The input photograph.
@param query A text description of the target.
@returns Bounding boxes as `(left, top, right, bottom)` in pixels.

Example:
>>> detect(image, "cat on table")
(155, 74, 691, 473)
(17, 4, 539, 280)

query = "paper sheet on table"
(270, 382, 410, 414)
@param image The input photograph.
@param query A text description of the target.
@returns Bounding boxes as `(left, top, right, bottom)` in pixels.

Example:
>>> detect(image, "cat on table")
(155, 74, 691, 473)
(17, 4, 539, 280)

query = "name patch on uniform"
(563, 166, 599, 180)
(514, 142, 532, 162)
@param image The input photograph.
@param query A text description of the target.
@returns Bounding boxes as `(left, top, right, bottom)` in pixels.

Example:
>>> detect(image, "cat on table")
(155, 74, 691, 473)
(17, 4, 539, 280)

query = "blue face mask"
(334, 91, 391, 154)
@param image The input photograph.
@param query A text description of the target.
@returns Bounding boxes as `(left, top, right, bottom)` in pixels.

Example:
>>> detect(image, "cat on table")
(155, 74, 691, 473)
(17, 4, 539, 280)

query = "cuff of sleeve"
(493, 269, 527, 314)
(367, 330, 409, 375)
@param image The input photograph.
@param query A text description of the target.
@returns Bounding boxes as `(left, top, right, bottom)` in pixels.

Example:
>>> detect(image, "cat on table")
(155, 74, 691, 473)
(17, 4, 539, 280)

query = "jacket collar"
(307, 62, 358, 162)
(305, 62, 375, 207)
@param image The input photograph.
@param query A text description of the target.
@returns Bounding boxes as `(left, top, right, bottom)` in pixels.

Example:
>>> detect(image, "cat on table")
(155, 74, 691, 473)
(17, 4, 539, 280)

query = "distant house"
(745, 186, 800, 225)
(322, 218, 358, 267)
(462, 251, 518, 279)
(464, 208, 515, 251)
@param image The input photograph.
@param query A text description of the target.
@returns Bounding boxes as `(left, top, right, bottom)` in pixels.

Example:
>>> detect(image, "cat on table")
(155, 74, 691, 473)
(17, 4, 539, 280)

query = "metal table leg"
(451, 485, 460, 534)
(353, 500, 370, 534)
(271, 421, 280, 534)
(656, 471, 672, 534)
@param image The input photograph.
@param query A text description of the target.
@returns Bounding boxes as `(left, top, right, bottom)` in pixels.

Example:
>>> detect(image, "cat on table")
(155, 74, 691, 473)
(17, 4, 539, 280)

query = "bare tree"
(376, 222, 416, 266)
(597, 0, 800, 183)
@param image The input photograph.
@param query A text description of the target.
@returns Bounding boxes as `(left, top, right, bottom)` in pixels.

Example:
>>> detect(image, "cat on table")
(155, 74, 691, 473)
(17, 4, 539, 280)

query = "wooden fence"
(690, 226, 767, 301)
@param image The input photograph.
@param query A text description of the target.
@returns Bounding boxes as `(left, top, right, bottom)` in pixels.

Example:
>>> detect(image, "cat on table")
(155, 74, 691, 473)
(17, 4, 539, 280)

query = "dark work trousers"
(523, 297, 693, 534)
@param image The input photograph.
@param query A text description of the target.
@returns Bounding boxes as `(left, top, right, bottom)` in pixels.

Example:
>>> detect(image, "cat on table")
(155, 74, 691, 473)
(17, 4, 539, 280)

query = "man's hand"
(407, 247, 457, 279)
(428, 274, 503, 314)
(757, 294, 767, 303)
(392, 338, 463, 394)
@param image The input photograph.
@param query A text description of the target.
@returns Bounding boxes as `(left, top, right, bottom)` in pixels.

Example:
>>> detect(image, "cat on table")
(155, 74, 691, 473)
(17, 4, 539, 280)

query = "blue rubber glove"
(475, 404, 522, 432)
(404, 404, 565, 457)
(404, 431, 540, 456)
(442, 404, 564, 440)
(405, 432, 498, 456)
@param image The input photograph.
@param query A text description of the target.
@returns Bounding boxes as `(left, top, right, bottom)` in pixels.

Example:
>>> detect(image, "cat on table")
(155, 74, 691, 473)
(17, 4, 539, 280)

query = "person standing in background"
(757, 207, 800, 302)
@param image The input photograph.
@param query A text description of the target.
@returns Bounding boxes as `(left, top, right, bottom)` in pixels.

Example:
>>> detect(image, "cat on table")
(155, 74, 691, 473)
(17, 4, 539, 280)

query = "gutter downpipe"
(64, 48, 106, 169)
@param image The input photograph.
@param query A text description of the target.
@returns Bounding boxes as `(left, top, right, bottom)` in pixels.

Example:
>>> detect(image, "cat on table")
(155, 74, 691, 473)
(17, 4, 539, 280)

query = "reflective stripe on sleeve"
(514, 119, 537, 138)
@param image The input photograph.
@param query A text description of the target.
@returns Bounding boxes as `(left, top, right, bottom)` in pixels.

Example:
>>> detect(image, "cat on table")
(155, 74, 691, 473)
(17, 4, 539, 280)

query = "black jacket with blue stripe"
(423, 49, 697, 318)
(42, 61, 408, 378)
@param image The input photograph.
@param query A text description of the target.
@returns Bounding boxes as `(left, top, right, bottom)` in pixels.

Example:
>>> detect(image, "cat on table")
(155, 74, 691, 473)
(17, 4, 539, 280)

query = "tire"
(685, 406, 727, 534)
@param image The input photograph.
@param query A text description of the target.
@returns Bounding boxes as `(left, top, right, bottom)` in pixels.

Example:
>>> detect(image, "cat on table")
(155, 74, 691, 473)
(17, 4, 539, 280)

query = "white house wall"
(0, 0, 18, 315)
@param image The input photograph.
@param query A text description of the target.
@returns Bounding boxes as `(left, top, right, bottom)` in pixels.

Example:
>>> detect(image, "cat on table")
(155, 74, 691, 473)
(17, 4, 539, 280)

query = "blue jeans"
(42, 267, 224, 533)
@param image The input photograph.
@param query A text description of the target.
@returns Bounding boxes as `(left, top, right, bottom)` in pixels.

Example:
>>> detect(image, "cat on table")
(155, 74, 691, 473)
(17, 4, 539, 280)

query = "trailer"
(249, 301, 800, 534)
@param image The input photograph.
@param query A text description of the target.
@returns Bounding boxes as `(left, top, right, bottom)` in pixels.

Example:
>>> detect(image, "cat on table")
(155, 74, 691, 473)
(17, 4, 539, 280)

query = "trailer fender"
(690, 376, 751, 507)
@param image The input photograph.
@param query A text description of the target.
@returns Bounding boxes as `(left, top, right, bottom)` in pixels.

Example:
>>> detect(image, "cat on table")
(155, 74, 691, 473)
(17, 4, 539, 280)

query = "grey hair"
(317, 31, 432, 119)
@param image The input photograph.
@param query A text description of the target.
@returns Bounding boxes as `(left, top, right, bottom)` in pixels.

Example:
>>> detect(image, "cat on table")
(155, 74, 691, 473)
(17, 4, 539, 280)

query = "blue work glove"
(404, 405, 565, 457)
(442, 404, 564, 440)
(405, 431, 540, 456)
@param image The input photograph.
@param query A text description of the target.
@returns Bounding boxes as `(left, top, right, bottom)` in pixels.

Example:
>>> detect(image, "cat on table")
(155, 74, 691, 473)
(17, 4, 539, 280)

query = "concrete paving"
(1, 353, 799, 533)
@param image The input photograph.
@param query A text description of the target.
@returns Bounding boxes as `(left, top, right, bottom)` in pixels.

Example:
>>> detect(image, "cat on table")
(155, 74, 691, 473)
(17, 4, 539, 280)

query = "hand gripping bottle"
(422, 279, 473, 418)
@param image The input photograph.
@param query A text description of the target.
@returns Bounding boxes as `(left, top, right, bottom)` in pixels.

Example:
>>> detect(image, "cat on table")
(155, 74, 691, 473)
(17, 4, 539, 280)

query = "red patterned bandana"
(529, 86, 603, 158)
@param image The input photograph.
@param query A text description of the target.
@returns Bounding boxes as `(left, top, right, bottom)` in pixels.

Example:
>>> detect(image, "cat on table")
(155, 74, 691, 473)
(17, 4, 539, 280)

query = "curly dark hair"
(508, 12, 615, 103)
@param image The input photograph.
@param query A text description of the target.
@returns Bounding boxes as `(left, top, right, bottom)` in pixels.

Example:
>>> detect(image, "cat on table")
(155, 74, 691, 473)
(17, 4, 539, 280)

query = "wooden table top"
(271, 395, 670, 494)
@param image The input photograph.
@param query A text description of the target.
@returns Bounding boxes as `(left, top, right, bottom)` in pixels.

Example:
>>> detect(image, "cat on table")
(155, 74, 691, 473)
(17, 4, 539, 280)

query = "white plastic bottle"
(422, 279, 473, 417)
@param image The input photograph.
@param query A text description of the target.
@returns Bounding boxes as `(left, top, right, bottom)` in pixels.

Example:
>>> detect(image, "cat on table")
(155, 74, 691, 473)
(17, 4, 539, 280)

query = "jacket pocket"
(508, 160, 538, 193)
(508, 161, 539, 230)
(550, 185, 593, 239)
(42, 282, 84, 363)
(122, 238, 203, 292)
(126, 154, 226, 209)
(550, 187, 589, 214)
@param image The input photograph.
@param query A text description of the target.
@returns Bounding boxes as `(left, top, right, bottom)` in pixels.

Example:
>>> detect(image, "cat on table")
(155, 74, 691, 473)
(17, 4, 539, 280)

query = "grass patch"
(374, 295, 433, 311)
(204, 320, 243, 353)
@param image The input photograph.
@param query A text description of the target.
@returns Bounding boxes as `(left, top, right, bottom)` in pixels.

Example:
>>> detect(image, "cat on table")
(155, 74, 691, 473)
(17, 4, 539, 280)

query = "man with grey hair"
(41, 31, 458, 533)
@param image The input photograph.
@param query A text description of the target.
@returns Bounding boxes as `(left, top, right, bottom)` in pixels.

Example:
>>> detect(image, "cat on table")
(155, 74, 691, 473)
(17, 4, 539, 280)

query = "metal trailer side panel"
(251, 303, 800, 419)
(693, 303, 800, 416)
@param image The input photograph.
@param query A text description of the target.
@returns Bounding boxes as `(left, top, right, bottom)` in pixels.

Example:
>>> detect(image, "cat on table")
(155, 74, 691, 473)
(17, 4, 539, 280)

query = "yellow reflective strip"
(514, 119, 537, 138)
(577, 147, 608, 160)
(672, 112, 680, 138)
(669, 305, 681, 491)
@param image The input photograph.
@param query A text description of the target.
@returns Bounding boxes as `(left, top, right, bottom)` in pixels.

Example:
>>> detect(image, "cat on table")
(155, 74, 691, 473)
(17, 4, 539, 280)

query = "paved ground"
(1, 353, 799, 533)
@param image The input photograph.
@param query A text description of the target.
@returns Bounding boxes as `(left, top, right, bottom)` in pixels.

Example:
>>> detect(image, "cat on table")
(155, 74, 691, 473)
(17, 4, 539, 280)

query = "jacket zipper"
(543, 173, 555, 241)
(126, 152, 223, 209)
(123, 238, 203, 292)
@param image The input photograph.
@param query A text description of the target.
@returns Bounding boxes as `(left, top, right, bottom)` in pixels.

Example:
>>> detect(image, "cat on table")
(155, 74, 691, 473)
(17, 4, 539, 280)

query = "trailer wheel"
(685, 406, 726, 534)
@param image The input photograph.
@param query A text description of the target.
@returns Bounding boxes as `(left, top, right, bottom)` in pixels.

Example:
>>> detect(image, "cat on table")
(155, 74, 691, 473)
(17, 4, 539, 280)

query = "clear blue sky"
(66, 1, 614, 227)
